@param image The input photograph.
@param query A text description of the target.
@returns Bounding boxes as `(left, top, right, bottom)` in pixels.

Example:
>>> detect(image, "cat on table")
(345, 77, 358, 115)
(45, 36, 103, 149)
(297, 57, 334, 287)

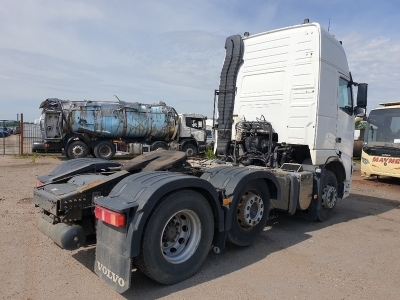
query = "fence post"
(2, 120, 5, 155)
(20, 114, 24, 155)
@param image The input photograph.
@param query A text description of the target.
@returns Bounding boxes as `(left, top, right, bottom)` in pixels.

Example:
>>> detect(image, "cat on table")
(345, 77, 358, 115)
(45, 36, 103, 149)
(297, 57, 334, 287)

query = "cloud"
(1, 0, 400, 121)
(342, 33, 400, 111)
(0, 1, 104, 61)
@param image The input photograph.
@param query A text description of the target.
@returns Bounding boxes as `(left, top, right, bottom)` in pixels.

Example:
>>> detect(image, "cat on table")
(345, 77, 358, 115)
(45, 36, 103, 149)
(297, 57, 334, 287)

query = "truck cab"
(216, 21, 367, 199)
(177, 113, 207, 156)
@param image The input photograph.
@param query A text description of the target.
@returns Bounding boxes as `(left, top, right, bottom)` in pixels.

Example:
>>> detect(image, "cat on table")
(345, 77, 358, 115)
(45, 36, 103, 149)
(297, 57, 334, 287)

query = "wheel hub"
(165, 223, 179, 241)
(72, 146, 83, 157)
(237, 192, 264, 228)
(321, 185, 337, 209)
(186, 148, 194, 156)
(99, 146, 110, 156)
(161, 210, 201, 264)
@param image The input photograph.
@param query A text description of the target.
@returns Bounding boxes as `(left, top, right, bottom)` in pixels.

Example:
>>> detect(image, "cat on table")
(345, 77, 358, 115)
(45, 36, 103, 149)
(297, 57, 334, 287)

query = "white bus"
(361, 102, 400, 178)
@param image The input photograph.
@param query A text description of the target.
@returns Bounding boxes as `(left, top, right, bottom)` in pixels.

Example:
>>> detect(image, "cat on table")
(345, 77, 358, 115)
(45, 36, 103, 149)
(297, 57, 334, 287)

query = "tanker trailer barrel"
(67, 102, 177, 140)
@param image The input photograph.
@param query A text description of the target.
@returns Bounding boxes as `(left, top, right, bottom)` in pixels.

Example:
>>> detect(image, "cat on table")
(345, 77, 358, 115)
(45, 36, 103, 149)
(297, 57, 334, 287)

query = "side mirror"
(356, 83, 368, 108)
(354, 107, 366, 117)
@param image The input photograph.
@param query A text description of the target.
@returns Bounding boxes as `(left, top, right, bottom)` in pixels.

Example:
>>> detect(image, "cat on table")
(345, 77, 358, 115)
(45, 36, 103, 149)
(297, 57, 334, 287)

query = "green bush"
(204, 149, 216, 160)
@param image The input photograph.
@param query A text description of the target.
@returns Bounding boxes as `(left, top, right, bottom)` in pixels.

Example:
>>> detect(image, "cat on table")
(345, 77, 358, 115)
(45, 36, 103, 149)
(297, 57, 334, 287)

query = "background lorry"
(38, 98, 207, 159)
(205, 119, 215, 149)
(361, 102, 400, 178)
(33, 20, 367, 293)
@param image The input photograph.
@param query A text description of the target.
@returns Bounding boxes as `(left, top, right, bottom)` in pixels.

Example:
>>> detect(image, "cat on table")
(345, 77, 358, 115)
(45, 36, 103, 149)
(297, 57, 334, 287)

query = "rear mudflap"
(95, 241, 132, 293)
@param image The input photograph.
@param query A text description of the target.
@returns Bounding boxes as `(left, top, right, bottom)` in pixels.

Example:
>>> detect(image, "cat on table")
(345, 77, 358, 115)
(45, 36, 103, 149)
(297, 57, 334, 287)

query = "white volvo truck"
(33, 20, 367, 293)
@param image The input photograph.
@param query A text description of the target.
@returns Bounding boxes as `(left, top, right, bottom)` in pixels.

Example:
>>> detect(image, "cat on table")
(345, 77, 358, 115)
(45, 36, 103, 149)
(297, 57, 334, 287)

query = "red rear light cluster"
(36, 180, 45, 187)
(95, 206, 126, 227)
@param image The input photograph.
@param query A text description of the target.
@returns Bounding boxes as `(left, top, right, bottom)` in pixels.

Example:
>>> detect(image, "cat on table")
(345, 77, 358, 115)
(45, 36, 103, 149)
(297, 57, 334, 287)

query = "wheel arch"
(200, 166, 280, 231)
(65, 134, 88, 149)
(324, 157, 346, 198)
(150, 141, 168, 151)
(95, 171, 224, 258)
(180, 138, 199, 150)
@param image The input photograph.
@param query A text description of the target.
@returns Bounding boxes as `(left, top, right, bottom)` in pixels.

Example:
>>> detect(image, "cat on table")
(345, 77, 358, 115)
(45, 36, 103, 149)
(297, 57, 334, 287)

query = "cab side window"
(191, 119, 204, 129)
(186, 118, 204, 129)
(338, 78, 353, 115)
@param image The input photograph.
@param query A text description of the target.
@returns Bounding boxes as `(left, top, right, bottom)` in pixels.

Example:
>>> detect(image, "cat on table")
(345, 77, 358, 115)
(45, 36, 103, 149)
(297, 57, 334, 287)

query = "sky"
(0, 0, 399, 122)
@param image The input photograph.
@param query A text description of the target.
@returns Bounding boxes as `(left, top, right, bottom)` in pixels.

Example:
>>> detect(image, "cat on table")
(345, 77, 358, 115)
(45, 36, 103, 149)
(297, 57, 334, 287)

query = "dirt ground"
(0, 155, 399, 300)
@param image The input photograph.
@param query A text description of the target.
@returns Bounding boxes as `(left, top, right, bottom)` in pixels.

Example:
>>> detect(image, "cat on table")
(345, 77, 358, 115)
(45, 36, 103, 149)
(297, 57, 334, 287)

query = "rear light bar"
(95, 206, 126, 228)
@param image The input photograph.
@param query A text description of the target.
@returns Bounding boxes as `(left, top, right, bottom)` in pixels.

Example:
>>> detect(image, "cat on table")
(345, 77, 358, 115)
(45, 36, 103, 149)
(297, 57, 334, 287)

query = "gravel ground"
(0, 155, 399, 300)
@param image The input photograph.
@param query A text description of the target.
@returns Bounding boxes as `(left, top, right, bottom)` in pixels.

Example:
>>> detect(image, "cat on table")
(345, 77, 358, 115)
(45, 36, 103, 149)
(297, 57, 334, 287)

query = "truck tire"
(133, 189, 214, 284)
(227, 179, 270, 246)
(93, 141, 116, 160)
(151, 141, 168, 151)
(317, 170, 338, 222)
(182, 144, 197, 157)
(67, 141, 89, 159)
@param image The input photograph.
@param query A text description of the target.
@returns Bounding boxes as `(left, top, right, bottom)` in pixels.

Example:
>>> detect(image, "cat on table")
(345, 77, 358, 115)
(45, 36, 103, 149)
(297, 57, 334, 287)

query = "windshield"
(364, 108, 400, 149)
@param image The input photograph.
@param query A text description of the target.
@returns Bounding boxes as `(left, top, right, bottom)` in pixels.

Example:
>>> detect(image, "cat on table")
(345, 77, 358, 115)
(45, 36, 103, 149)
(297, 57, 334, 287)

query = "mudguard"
(95, 171, 223, 258)
(95, 240, 132, 293)
(94, 171, 223, 292)
(37, 158, 121, 184)
(200, 166, 281, 230)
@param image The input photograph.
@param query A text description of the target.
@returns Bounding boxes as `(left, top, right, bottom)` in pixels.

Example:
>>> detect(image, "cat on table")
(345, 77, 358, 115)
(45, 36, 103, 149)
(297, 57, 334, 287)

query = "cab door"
(335, 76, 354, 158)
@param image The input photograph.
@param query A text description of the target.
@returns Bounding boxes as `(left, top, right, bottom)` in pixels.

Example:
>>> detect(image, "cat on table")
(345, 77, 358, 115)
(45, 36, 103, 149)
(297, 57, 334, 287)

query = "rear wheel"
(227, 179, 270, 246)
(133, 190, 214, 284)
(67, 141, 89, 159)
(317, 170, 338, 222)
(151, 141, 168, 151)
(93, 141, 115, 160)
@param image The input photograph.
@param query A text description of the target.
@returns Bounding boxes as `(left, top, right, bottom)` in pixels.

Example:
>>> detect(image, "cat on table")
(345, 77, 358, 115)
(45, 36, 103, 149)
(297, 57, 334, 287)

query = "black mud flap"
(95, 241, 132, 293)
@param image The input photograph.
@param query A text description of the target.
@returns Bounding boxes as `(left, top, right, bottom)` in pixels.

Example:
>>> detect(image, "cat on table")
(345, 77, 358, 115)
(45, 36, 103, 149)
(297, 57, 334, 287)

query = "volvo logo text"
(96, 261, 125, 287)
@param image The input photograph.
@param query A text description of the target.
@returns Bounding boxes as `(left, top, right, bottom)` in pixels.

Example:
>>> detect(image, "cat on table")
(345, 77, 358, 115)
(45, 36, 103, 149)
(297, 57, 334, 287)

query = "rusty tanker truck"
(38, 98, 207, 159)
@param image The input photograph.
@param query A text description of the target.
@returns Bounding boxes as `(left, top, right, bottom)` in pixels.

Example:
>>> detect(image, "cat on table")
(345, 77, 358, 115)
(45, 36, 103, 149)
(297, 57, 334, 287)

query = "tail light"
(36, 180, 45, 187)
(95, 206, 126, 227)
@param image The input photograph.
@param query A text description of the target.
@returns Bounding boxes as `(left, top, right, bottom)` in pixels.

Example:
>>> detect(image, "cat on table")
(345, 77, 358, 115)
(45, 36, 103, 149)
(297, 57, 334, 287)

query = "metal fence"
(0, 115, 43, 155)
